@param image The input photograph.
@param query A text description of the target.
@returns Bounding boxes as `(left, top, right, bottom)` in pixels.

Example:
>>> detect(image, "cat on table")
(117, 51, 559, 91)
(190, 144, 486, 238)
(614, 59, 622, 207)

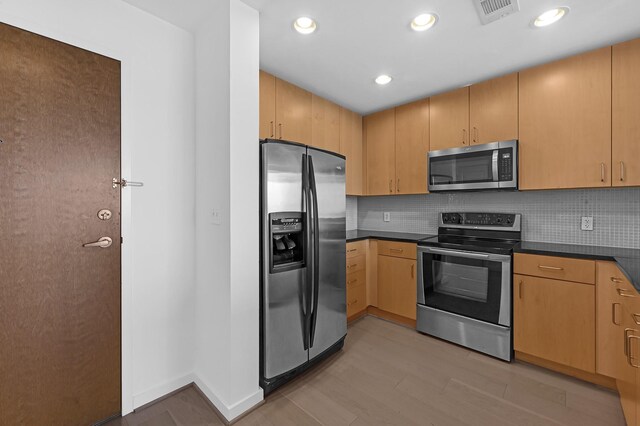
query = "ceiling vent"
(474, 0, 520, 25)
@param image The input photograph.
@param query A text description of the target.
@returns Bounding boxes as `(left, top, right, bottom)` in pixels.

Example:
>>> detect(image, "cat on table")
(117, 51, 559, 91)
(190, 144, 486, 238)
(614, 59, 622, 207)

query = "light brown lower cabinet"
(514, 274, 596, 373)
(346, 241, 367, 320)
(377, 253, 417, 320)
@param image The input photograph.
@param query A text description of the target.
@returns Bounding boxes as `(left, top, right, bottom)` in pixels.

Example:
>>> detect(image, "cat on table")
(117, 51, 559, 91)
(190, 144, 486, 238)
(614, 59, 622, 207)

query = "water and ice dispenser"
(269, 212, 305, 273)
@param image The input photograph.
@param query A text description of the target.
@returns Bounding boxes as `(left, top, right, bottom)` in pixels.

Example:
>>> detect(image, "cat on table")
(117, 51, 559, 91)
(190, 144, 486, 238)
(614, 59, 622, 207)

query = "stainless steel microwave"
(428, 140, 518, 192)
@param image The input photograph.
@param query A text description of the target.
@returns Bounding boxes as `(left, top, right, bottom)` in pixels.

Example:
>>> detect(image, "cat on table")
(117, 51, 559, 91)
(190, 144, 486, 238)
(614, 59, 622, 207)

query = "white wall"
(0, 0, 196, 415)
(193, 0, 262, 421)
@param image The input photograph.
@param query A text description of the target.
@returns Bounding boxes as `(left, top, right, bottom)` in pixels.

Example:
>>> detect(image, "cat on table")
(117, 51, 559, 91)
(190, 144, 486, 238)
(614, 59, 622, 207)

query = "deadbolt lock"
(98, 209, 113, 221)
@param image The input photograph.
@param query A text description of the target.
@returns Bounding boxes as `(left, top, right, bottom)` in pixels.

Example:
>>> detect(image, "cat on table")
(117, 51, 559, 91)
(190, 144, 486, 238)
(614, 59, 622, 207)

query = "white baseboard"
(193, 375, 264, 422)
(130, 373, 196, 413)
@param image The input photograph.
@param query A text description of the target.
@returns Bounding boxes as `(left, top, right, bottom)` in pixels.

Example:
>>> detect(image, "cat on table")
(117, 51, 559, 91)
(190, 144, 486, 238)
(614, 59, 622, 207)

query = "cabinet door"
(469, 73, 518, 144)
(429, 87, 469, 151)
(395, 99, 429, 194)
(613, 39, 640, 187)
(311, 94, 340, 152)
(619, 301, 639, 426)
(259, 71, 276, 139)
(364, 109, 396, 195)
(339, 108, 364, 195)
(596, 262, 625, 378)
(519, 47, 612, 190)
(514, 274, 595, 372)
(378, 255, 417, 320)
(275, 78, 312, 144)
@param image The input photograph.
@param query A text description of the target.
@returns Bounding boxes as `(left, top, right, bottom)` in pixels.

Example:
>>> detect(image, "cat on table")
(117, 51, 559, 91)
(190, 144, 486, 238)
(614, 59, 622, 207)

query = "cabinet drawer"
(347, 270, 366, 289)
(514, 253, 595, 284)
(346, 240, 367, 259)
(347, 283, 367, 317)
(346, 254, 365, 273)
(377, 241, 417, 260)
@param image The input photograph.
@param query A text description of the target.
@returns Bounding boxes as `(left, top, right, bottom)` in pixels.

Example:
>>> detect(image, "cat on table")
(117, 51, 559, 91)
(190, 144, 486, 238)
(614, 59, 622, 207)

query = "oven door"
(417, 246, 511, 327)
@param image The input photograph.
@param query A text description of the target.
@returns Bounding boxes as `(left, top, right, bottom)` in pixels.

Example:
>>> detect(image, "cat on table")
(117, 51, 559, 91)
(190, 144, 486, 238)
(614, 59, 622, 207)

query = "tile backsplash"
(348, 188, 640, 249)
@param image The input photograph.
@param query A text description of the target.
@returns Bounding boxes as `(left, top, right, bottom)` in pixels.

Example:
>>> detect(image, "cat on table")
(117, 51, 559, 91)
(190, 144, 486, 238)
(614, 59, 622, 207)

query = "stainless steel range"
(416, 212, 522, 361)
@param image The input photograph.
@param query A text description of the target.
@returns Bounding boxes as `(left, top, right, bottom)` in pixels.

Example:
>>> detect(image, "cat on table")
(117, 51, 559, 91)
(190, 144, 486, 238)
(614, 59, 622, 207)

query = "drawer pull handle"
(347, 299, 358, 307)
(347, 279, 358, 285)
(628, 335, 640, 368)
(390, 248, 404, 253)
(347, 248, 357, 253)
(601, 162, 606, 183)
(618, 289, 637, 298)
(613, 303, 621, 325)
(347, 263, 358, 269)
(633, 314, 640, 326)
(519, 280, 524, 300)
(611, 277, 624, 284)
(538, 265, 564, 271)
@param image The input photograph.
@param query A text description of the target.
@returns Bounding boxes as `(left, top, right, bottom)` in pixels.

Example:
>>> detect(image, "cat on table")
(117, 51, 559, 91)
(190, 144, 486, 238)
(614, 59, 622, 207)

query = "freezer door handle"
(308, 155, 321, 348)
(302, 153, 310, 350)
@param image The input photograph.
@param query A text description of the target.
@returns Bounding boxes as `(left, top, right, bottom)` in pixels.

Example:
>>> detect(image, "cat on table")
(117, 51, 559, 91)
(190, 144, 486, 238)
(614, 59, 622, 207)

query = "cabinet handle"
(270, 121, 274, 138)
(475, 127, 479, 144)
(621, 161, 625, 182)
(472, 127, 477, 143)
(611, 277, 624, 284)
(390, 248, 404, 253)
(347, 263, 358, 270)
(538, 265, 564, 271)
(462, 129, 467, 145)
(411, 264, 415, 279)
(347, 248, 357, 253)
(625, 328, 633, 355)
(613, 303, 621, 325)
(519, 280, 524, 299)
(618, 288, 637, 298)
(347, 278, 359, 286)
(397, 178, 400, 193)
(601, 163, 606, 183)
(633, 313, 640, 326)
(628, 335, 640, 368)
(278, 123, 283, 139)
(347, 299, 358, 307)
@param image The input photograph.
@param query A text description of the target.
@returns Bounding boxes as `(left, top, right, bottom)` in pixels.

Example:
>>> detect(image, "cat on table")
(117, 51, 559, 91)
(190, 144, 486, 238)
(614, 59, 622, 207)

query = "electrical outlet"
(212, 209, 222, 225)
(383, 212, 391, 222)
(581, 216, 594, 231)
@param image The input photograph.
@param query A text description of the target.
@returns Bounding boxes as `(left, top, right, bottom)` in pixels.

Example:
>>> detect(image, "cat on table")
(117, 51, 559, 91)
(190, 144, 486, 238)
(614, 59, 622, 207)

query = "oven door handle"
(419, 246, 510, 262)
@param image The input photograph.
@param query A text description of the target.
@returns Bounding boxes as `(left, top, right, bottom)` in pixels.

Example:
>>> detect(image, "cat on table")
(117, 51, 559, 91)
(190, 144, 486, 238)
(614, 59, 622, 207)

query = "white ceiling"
(124, 0, 640, 115)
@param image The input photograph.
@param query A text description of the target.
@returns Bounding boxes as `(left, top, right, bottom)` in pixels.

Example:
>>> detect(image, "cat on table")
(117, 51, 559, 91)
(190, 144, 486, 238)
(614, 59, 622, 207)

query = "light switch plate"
(212, 209, 222, 225)
(581, 216, 594, 231)
(383, 212, 391, 222)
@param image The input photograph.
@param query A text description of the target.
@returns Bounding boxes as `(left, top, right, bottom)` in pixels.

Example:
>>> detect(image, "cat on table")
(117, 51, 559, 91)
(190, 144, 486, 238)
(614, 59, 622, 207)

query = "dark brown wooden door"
(0, 23, 121, 425)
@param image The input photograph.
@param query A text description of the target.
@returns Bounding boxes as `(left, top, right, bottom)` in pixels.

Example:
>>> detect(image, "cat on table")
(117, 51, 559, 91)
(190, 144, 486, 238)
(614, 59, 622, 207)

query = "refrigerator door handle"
(308, 155, 321, 347)
(302, 153, 310, 351)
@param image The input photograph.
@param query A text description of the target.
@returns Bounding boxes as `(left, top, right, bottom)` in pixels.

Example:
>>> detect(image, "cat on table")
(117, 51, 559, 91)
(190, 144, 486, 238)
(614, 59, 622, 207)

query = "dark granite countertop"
(346, 229, 434, 244)
(514, 241, 640, 291)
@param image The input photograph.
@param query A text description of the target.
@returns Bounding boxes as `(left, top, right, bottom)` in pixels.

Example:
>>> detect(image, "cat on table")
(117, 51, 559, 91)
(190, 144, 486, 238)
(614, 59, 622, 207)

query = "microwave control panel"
(498, 148, 513, 182)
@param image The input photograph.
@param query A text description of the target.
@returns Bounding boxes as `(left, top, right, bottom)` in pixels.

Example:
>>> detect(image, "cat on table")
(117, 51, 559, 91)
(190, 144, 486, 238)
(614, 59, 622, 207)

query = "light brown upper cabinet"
(311, 94, 340, 152)
(519, 47, 612, 190)
(259, 71, 276, 139)
(395, 99, 430, 194)
(430, 87, 469, 151)
(274, 77, 312, 144)
(613, 38, 640, 187)
(339, 107, 364, 195)
(469, 73, 518, 144)
(364, 109, 396, 195)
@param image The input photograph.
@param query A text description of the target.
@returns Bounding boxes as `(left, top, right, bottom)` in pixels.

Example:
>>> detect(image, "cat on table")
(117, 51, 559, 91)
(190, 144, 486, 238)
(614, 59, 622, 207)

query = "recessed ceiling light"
(533, 7, 569, 27)
(293, 17, 317, 34)
(375, 75, 392, 85)
(411, 13, 438, 32)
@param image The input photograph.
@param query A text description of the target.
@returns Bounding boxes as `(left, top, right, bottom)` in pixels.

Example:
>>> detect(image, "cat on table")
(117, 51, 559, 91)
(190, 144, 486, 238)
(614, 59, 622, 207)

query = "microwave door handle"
(492, 150, 499, 182)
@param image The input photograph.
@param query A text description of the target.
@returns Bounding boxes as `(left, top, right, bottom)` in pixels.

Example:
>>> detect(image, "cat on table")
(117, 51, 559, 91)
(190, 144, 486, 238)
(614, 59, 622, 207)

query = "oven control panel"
(442, 213, 517, 227)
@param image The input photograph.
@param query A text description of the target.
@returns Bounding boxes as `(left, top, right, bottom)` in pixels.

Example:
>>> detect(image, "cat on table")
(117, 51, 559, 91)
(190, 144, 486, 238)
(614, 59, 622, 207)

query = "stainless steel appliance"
(260, 139, 347, 394)
(428, 140, 518, 192)
(417, 212, 522, 361)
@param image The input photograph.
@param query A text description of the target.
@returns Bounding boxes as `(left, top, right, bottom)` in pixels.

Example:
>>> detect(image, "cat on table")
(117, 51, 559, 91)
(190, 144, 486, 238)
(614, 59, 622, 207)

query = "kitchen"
(1, 0, 639, 425)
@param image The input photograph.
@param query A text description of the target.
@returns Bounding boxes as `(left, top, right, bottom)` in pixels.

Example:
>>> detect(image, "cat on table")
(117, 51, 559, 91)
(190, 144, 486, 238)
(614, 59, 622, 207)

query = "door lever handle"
(83, 237, 113, 248)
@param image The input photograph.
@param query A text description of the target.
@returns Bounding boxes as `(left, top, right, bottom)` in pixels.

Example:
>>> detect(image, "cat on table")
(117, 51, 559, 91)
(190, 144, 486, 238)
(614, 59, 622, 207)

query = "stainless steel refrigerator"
(260, 139, 347, 394)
